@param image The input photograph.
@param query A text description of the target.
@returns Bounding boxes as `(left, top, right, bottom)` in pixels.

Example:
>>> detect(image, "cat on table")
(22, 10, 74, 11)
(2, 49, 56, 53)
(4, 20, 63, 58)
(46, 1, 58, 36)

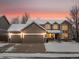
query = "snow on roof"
(48, 20, 55, 24)
(34, 19, 66, 25)
(47, 30, 63, 34)
(8, 18, 70, 32)
(8, 20, 33, 32)
(55, 20, 65, 24)
(34, 19, 67, 25)
(8, 24, 26, 32)
(23, 20, 47, 31)
(34, 20, 47, 25)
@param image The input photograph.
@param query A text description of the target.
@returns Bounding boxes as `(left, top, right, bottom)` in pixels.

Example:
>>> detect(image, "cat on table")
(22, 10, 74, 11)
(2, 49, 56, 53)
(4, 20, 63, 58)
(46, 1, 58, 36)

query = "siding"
(61, 21, 72, 40)
(0, 16, 10, 30)
(0, 16, 10, 42)
(23, 35, 44, 43)
(22, 23, 46, 33)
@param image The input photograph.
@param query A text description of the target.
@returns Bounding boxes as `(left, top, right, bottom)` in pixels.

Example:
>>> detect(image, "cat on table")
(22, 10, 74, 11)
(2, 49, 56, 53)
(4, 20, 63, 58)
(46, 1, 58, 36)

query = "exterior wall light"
(8, 33, 13, 39)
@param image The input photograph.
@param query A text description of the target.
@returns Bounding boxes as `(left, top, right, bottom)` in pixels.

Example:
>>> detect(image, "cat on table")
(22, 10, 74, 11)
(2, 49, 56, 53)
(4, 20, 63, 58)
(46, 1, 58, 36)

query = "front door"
(55, 34, 59, 40)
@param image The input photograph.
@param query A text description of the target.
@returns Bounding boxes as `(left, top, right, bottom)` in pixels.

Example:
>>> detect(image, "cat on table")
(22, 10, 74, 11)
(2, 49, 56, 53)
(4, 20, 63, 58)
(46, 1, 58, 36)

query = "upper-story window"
(45, 24, 51, 30)
(61, 24, 68, 30)
(53, 24, 59, 30)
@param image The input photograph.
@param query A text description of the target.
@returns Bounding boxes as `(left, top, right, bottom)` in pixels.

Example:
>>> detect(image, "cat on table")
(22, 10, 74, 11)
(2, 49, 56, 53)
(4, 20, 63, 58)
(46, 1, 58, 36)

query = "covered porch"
(46, 30, 63, 42)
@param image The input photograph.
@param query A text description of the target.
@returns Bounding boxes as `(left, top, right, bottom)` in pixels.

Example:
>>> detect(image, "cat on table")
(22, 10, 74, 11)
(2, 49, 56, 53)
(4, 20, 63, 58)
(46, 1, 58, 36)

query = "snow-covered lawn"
(5, 46, 14, 52)
(5, 44, 20, 52)
(44, 41, 79, 52)
(1, 42, 79, 58)
(0, 43, 9, 47)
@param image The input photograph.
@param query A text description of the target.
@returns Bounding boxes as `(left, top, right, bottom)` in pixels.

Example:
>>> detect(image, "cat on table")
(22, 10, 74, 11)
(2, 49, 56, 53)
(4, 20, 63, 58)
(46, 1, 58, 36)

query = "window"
(51, 34, 55, 38)
(61, 33, 68, 39)
(45, 24, 51, 30)
(61, 24, 68, 30)
(46, 33, 51, 38)
(53, 24, 59, 29)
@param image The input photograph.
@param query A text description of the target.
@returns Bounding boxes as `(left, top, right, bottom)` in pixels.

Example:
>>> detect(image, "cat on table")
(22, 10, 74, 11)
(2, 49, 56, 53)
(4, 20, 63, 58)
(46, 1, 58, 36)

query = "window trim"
(45, 24, 51, 30)
(61, 24, 68, 31)
(52, 24, 59, 30)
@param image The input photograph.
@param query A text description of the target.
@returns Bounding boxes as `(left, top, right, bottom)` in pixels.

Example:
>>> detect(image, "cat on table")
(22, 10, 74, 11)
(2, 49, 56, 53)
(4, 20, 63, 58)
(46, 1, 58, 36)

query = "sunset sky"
(0, 0, 79, 20)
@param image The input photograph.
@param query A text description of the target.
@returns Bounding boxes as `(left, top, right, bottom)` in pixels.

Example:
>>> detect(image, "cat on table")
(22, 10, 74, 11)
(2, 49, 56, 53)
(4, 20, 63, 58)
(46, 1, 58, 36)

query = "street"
(0, 57, 79, 59)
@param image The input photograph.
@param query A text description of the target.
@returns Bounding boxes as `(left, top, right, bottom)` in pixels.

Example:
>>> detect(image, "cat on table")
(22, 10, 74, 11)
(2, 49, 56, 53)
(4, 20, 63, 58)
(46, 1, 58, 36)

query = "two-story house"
(8, 19, 72, 43)
(40, 20, 72, 41)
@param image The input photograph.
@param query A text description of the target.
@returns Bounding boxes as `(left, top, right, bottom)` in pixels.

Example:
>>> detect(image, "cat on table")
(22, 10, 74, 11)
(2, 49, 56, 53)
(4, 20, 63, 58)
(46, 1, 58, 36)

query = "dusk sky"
(0, 0, 79, 19)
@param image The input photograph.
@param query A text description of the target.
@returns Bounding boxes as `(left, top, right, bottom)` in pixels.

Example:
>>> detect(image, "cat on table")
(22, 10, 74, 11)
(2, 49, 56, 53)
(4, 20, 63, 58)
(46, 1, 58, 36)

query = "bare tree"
(66, 5, 79, 42)
(21, 12, 29, 24)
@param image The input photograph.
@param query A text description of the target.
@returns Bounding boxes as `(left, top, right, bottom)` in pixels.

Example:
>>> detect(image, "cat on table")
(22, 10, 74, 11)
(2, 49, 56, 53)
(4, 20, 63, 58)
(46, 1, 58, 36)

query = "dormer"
(61, 20, 70, 31)
(45, 22, 51, 30)
(52, 22, 59, 30)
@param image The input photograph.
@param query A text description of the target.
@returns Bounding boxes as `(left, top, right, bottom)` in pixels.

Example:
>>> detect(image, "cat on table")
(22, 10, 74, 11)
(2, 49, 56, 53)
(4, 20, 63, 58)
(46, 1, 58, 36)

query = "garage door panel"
(23, 35, 44, 43)
(11, 35, 22, 43)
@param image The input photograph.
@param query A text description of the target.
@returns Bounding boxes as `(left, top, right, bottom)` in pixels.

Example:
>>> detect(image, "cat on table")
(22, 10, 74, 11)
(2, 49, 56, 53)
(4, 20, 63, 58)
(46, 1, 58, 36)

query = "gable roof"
(48, 20, 65, 24)
(28, 18, 66, 25)
(61, 20, 72, 25)
(8, 20, 47, 32)
(34, 20, 47, 25)
(0, 16, 10, 25)
(8, 24, 26, 32)
(0, 16, 10, 30)
(8, 20, 33, 32)
(22, 22, 47, 31)
(8, 19, 71, 32)
(33, 19, 66, 25)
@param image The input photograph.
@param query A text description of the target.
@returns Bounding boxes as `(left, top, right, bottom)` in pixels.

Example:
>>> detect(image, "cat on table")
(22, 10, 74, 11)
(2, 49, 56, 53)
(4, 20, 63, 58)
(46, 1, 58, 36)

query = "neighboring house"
(0, 16, 10, 42)
(8, 19, 72, 43)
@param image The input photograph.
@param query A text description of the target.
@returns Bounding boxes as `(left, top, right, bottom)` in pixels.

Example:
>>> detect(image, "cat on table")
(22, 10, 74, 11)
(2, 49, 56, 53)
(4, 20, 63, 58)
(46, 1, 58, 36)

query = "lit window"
(53, 24, 59, 29)
(51, 34, 55, 38)
(45, 24, 51, 30)
(61, 33, 68, 39)
(61, 25, 68, 30)
(8, 32, 23, 39)
(46, 33, 51, 38)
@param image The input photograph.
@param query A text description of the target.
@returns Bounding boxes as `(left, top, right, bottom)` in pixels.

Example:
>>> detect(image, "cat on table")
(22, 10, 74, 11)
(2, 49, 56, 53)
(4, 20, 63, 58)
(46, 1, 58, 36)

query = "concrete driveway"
(5, 43, 46, 53)
(0, 43, 14, 53)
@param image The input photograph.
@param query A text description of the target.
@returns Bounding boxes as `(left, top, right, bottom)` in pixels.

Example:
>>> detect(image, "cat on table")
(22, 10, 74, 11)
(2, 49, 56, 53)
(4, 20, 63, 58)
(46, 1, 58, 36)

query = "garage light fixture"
(8, 32, 46, 39)
(20, 32, 23, 38)
(42, 33, 46, 35)
(8, 33, 13, 39)
(8, 32, 24, 39)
